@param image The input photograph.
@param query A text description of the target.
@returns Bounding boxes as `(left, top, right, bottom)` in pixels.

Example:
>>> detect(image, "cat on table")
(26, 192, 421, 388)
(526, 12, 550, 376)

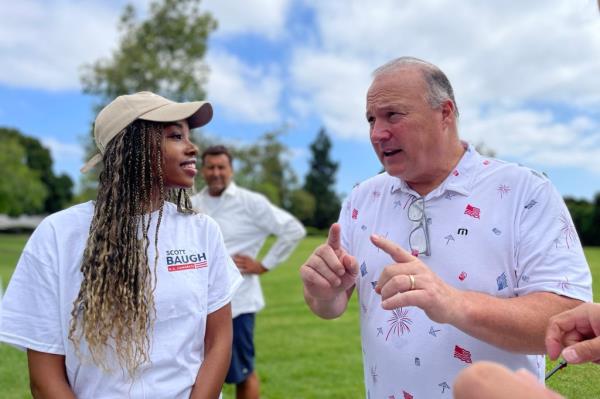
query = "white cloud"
(204, 0, 291, 39)
(462, 107, 600, 173)
(41, 137, 84, 161)
(289, 0, 600, 175)
(0, 0, 120, 90)
(206, 50, 282, 123)
(0, 0, 294, 91)
(290, 50, 372, 139)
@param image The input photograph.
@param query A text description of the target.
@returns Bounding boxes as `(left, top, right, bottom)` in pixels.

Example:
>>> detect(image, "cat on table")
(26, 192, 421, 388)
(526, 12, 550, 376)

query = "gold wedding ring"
(408, 274, 416, 291)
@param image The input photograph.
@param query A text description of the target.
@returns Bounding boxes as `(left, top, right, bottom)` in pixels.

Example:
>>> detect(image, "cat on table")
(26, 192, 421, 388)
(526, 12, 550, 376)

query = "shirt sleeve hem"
(515, 285, 593, 303)
(0, 333, 65, 355)
(207, 274, 243, 314)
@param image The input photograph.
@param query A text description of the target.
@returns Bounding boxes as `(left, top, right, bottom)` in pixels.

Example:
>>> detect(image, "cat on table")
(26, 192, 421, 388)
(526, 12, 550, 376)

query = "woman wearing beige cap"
(0, 92, 242, 398)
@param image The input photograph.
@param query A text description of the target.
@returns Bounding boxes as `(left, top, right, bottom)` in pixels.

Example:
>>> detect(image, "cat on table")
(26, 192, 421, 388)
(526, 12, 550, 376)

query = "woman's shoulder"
(38, 201, 94, 230)
(165, 202, 221, 231)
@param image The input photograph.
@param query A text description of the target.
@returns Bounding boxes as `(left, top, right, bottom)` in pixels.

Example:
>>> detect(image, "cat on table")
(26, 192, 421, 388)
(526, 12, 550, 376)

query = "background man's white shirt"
(192, 182, 306, 317)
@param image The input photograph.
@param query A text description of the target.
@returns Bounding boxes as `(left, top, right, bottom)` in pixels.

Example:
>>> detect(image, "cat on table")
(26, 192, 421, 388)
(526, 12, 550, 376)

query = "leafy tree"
(79, 0, 217, 197)
(287, 188, 316, 224)
(81, 0, 216, 103)
(0, 135, 48, 216)
(0, 127, 73, 214)
(45, 174, 75, 213)
(564, 196, 600, 247)
(590, 193, 600, 246)
(303, 128, 341, 228)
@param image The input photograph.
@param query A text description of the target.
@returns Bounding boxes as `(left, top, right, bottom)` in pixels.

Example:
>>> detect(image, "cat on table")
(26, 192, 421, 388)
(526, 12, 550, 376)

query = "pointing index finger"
(370, 234, 414, 263)
(327, 223, 342, 251)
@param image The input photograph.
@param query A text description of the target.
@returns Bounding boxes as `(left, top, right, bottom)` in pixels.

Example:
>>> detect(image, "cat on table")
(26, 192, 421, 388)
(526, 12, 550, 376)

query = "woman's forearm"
(190, 304, 233, 399)
(27, 350, 76, 399)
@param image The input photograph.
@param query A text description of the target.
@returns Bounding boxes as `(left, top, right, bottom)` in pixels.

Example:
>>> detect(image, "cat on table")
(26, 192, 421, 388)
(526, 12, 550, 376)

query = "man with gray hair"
(300, 56, 592, 398)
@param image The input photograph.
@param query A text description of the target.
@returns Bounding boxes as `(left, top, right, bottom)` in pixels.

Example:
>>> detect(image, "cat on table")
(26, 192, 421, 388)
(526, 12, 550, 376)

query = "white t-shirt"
(192, 182, 306, 318)
(0, 201, 242, 399)
(340, 145, 592, 399)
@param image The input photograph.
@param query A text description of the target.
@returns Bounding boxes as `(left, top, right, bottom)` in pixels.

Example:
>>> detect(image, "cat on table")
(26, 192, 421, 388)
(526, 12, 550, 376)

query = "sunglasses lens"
(408, 199, 424, 221)
(410, 225, 427, 254)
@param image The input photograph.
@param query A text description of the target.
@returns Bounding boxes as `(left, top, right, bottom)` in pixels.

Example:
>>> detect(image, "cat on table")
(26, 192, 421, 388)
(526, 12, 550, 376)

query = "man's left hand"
(371, 234, 464, 325)
(233, 254, 268, 274)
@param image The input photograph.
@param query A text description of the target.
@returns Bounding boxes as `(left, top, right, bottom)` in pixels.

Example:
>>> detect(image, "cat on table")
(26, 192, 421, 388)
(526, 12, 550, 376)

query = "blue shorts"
(225, 313, 256, 384)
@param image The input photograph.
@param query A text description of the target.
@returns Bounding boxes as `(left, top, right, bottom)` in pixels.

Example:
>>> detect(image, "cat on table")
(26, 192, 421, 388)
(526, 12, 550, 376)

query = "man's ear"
(440, 100, 456, 129)
(441, 100, 455, 120)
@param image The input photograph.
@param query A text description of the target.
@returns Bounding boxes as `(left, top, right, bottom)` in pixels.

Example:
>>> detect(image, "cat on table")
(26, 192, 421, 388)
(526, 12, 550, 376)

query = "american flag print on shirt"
(454, 345, 473, 363)
(464, 204, 481, 219)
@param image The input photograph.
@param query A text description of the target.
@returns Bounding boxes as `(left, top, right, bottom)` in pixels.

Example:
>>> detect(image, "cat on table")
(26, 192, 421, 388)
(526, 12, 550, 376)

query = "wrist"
(447, 288, 470, 326)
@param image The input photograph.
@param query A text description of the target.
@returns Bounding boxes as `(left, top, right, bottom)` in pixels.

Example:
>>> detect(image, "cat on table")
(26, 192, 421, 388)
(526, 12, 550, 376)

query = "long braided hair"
(68, 120, 194, 376)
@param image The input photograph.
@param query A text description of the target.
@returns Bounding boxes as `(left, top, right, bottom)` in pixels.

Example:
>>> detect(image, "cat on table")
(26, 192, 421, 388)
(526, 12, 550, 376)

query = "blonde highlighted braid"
(68, 120, 194, 377)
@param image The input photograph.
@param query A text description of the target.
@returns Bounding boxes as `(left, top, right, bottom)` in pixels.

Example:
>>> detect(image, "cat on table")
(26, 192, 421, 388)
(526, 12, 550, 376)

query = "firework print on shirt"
(558, 213, 577, 249)
(386, 308, 412, 340)
(497, 184, 511, 198)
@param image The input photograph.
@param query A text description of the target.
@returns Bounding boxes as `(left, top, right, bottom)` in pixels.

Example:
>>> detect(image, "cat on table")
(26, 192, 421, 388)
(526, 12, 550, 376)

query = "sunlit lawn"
(1, 234, 599, 398)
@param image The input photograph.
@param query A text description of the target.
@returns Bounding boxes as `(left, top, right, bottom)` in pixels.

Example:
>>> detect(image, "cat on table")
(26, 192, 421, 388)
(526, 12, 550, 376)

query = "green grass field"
(1, 234, 599, 398)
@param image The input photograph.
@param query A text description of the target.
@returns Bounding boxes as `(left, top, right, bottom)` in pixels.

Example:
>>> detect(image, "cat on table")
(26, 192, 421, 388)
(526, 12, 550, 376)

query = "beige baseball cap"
(81, 91, 213, 173)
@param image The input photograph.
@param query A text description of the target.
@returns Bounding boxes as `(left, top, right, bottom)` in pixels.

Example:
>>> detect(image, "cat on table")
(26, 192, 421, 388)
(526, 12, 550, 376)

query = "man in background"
(192, 145, 306, 399)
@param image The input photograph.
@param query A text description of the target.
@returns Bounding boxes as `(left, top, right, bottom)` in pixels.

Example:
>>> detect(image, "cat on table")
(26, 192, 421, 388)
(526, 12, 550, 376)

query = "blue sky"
(1, 0, 599, 200)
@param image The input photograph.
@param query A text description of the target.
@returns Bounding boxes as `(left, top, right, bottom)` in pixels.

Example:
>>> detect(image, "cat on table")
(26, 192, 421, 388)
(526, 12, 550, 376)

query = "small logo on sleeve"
(166, 249, 208, 272)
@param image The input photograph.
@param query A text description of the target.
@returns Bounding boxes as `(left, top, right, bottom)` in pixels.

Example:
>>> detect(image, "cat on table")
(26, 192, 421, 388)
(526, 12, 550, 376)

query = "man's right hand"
(300, 223, 358, 310)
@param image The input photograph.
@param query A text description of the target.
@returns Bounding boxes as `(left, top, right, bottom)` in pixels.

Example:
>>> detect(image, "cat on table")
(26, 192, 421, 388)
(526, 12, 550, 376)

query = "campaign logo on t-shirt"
(165, 249, 208, 272)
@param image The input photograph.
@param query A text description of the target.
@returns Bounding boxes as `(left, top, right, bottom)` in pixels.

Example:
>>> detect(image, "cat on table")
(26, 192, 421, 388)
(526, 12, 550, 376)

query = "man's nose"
(370, 120, 391, 142)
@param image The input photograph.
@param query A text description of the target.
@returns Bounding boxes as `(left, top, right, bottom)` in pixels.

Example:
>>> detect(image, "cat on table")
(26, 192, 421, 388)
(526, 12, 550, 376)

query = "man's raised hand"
(300, 224, 358, 316)
(371, 234, 462, 324)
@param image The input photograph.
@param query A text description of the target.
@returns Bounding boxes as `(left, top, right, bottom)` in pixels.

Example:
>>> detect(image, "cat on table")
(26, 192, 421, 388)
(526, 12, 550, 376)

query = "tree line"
(0, 123, 341, 229)
(564, 196, 600, 247)
(0, 128, 73, 216)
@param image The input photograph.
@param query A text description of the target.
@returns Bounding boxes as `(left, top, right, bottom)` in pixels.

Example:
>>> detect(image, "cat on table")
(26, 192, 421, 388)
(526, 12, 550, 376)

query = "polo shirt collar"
(391, 142, 482, 199)
(222, 181, 238, 197)
(200, 181, 238, 197)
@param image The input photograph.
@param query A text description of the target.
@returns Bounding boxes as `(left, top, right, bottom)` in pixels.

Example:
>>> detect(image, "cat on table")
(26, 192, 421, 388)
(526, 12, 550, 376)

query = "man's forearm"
(452, 291, 583, 353)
